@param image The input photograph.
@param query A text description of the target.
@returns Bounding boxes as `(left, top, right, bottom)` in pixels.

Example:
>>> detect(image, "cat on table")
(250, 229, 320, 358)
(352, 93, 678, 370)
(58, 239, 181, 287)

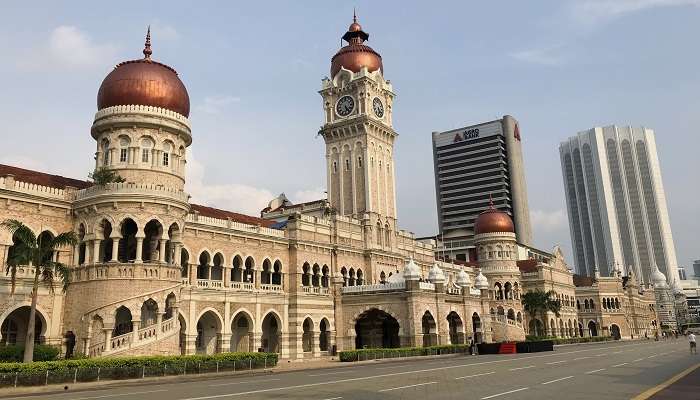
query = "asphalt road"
(2, 340, 697, 400)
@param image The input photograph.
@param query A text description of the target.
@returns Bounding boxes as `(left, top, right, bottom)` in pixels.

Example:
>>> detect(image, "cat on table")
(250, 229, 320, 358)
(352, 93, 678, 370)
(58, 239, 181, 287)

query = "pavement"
(0, 339, 697, 400)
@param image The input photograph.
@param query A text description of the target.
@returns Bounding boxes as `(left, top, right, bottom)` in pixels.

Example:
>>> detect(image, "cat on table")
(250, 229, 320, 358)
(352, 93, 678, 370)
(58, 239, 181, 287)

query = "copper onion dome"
(330, 12, 383, 78)
(474, 198, 515, 235)
(97, 27, 190, 117)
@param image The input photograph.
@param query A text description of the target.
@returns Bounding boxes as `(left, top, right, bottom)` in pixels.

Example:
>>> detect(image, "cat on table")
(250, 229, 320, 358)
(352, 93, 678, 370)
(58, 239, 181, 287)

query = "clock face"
(372, 97, 385, 118)
(336, 96, 355, 117)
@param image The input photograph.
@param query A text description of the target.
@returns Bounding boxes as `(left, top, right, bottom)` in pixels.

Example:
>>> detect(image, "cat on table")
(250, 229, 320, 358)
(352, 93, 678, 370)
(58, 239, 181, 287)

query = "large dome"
(474, 201, 515, 235)
(97, 28, 190, 117)
(330, 13, 383, 78)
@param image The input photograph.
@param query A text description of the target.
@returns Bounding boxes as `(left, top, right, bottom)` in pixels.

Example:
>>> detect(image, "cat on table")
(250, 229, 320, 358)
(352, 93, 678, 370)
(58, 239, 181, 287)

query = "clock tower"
(319, 14, 398, 246)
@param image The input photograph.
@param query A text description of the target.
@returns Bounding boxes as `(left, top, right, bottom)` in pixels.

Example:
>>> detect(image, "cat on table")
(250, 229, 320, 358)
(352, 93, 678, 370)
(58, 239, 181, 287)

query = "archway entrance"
(196, 311, 221, 354)
(261, 313, 281, 353)
(578, 322, 584, 337)
(529, 319, 544, 337)
(0, 306, 45, 345)
(422, 311, 437, 347)
(302, 318, 313, 353)
(588, 321, 598, 337)
(610, 324, 621, 340)
(472, 313, 482, 343)
(178, 314, 187, 355)
(354, 309, 400, 349)
(113, 306, 133, 337)
(319, 319, 330, 352)
(230, 312, 252, 352)
(446, 312, 464, 345)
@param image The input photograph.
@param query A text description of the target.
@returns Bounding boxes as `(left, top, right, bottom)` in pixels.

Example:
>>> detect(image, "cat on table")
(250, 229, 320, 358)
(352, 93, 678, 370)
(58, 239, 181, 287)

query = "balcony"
(74, 182, 190, 204)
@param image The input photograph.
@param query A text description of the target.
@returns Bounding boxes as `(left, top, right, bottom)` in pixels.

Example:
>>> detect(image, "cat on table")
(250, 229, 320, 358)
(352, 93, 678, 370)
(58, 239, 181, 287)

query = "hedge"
(525, 335, 615, 344)
(339, 344, 469, 362)
(0, 352, 277, 387)
(0, 345, 60, 362)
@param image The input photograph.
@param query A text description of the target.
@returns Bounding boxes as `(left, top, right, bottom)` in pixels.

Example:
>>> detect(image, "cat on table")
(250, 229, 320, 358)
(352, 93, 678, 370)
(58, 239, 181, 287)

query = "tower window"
(142, 149, 149, 163)
(103, 152, 109, 166)
(119, 148, 128, 163)
(333, 161, 338, 173)
(345, 159, 350, 171)
(163, 152, 169, 167)
(358, 156, 363, 168)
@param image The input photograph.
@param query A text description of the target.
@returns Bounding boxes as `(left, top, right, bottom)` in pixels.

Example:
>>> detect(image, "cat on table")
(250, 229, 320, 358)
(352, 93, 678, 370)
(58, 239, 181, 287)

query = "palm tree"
(522, 289, 561, 337)
(1, 219, 77, 362)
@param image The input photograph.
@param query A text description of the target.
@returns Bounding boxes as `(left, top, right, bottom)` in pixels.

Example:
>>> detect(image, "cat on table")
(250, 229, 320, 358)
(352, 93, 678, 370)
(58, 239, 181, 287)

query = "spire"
(353, 7, 357, 23)
(143, 25, 152, 60)
(488, 193, 494, 209)
(343, 10, 369, 44)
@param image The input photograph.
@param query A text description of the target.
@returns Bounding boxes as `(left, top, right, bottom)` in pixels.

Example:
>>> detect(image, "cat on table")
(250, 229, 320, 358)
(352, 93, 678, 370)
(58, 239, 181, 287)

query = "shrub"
(0, 345, 60, 362)
(339, 344, 469, 362)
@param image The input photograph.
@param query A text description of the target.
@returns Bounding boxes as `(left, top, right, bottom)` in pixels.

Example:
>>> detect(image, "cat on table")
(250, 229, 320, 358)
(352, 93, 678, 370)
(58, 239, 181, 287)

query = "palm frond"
(0, 219, 36, 247)
(40, 267, 55, 294)
(53, 263, 71, 292)
(49, 232, 79, 249)
(4, 265, 17, 295)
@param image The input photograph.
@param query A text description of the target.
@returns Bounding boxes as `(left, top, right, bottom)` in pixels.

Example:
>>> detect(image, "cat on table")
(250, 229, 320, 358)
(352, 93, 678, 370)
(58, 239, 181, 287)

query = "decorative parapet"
(93, 105, 191, 129)
(340, 281, 405, 294)
(298, 214, 332, 226)
(418, 281, 436, 291)
(75, 182, 190, 203)
(185, 214, 285, 238)
(0, 177, 71, 201)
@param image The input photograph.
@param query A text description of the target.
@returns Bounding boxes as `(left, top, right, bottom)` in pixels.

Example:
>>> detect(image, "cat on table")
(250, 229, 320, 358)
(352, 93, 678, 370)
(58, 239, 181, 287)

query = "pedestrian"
(689, 332, 696, 355)
(467, 337, 473, 355)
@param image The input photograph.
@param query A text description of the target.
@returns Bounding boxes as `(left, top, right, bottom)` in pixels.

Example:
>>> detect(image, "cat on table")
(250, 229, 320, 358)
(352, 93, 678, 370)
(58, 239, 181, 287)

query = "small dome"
(428, 263, 445, 284)
(330, 13, 383, 78)
(474, 200, 515, 235)
(403, 257, 421, 281)
(97, 28, 190, 117)
(386, 269, 404, 284)
(456, 269, 470, 288)
(651, 265, 668, 287)
(474, 270, 489, 290)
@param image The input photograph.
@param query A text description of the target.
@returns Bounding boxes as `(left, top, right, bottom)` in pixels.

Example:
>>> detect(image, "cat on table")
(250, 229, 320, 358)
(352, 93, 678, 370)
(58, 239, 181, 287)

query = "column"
(174, 243, 183, 266)
(72, 244, 80, 266)
(223, 265, 230, 287)
(110, 235, 120, 262)
(312, 330, 320, 357)
(132, 320, 141, 343)
(188, 258, 196, 284)
(158, 239, 167, 263)
(338, 152, 344, 215)
(363, 146, 372, 212)
(103, 328, 113, 351)
(207, 263, 212, 280)
(254, 267, 260, 289)
(156, 312, 164, 335)
(350, 148, 357, 215)
(134, 236, 144, 263)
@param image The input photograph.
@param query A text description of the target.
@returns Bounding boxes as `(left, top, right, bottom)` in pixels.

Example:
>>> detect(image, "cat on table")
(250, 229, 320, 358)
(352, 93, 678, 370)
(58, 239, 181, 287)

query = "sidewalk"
(648, 362, 700, 399)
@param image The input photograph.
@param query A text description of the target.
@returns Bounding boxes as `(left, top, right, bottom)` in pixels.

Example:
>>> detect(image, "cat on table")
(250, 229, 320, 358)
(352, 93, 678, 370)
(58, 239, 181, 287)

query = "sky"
(0, 0, 698, 274)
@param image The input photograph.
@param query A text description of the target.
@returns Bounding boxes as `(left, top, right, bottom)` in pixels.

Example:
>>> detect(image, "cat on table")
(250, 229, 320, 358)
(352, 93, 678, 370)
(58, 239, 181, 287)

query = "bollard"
(73, 368, 78, 384)
(249, 358, 252, 372)
(142, 366, 145, 379)
(164, 364, 167, 377)
(264, 357, 267, 370)
(97, 367, 100, 382)
(184, 361, 187, 376)
(233, 360, 236, 373)
(216, 361, 219, 373)
(198, 363, 201, 374)
(14, 372, 17, 388)
(45, 370, 49, 385)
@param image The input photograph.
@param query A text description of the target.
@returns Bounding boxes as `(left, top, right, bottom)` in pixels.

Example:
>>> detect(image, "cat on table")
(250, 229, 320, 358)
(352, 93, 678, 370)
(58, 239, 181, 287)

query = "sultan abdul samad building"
(0, 17, 666, 359)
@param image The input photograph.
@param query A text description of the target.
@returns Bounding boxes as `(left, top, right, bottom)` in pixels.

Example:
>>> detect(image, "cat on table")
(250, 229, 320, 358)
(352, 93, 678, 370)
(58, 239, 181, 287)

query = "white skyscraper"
(559, 125, 679, 285)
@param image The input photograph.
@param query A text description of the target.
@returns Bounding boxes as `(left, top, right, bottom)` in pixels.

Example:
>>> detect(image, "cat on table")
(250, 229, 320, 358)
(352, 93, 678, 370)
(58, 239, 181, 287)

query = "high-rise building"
(431, 116, 532, 261)
(693, 260, 700, 278)
(559, 125, 679, 285)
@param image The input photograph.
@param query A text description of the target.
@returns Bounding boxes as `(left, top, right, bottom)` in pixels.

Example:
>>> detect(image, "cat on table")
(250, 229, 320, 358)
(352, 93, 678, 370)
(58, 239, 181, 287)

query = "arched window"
(376, 222, 382, 246)
(162, 142, 172, 167)
(348, 268, 356, 286)
(589, 299, 595, 310)
(356, 268, 363, 285)
(302, 263, 311, 287)
(312, 264, 321, 287)
(141, 137, 153, 164)
(261, 259, 272, 284)
(244, 256, 255, 283)
(272, 260, 282, 286)
(584, 299, 589, 310)
(384, 224, 390, 247)
(615, 298, 620, 309)
(345, 159, 350, 171)
(119, 137, 130, 163)
(101, 139, 110, 166)
(332, 161, 338, 173)
(357, 156, 363, 167)
(321, 265, 329, 288)
(232, 256, 243, 282)
(341, 267, 348, 287)
(380, 271, 386, 283)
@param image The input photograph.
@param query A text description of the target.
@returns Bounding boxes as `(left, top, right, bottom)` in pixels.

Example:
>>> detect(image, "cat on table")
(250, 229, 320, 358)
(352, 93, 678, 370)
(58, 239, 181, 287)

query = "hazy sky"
(0, 1, 698, 274)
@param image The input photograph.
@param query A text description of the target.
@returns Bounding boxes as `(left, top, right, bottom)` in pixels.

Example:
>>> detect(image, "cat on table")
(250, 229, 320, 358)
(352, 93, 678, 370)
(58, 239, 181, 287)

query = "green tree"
(1, 219, 77, 362)
(88, 167, 125, 185)
(522, 289, 561, 336)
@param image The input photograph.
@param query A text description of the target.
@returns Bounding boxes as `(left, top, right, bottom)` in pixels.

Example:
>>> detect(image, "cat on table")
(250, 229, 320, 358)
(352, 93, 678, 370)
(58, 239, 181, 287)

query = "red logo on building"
(514, 123, 521, 141)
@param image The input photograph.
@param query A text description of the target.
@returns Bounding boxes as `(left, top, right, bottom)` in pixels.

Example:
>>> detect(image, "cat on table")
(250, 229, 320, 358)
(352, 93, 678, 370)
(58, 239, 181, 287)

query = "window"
(120, 148, 128, 163)
(358, 156, 363, 168)
(103, 152, 109, 166)
(345, 159, 350, 171)
(163, 152, 169, 167)
(333, 161, 337, 173)
(142, 149, 149, 163)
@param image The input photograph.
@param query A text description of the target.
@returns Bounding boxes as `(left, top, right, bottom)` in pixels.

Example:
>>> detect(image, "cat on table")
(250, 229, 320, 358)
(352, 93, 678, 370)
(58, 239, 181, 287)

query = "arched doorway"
(118, 219, 138, 262)
(261, 312, 281, 353)
(588, 321, 598, 337)
(113, 306, 133, 337)
(178, 314, 187, 355)
(472, 313, 482, 343)
(230, 312, 252, 352)
(302, 318, 313, 353)
(140, 299, 158, 328)
(610, 324, 621, 340)
(578, 322, 584, 337)
(446, 312, 464, 344)
(196, 311, 222, 354)
(0, 306, 46, 345)
(422, 311, 437, 347)
(529, 319, 544, 336)
(319, 318, 330, 352)
(355, 309, 400, 349)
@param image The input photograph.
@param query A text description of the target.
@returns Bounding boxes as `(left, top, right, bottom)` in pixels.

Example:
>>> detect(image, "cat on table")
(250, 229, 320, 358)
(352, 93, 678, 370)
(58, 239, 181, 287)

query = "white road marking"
(647, 355, 658, 358)
(546, 360, 567, 365)
(585, 368, 606, 374)
(376, 364, 412, 370)
(595, 354, 606, 357)
(541, 375, 574, 385)
(481, 387, 529, 399)
(612, 362, 628, 367)
(378, 382, 437, 392)
(633, 358, 644, 362)
(70, 390, 169, 400)
(612, 351, 622, 354)
(321, 397, 343, 400)
(177, 342, 657, 400)
(574, 356, 590, 360)
(308, 370, 355, 377)
(210, 378, 281, 387)
(509, 365, 535, 371)
(455, 371, 495, 379)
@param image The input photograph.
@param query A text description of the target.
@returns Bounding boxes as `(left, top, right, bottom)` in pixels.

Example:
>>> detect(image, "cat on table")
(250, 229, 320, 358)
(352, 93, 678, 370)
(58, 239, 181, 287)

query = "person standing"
(689, 332, 697, 355)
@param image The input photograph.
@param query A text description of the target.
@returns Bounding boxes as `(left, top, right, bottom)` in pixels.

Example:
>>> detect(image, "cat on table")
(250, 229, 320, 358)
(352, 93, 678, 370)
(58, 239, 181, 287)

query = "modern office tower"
(679, 268, 688, 280)
(694, 260, 700, 278)
(432, 115, 532, 261)
(559, 125, 679, 285)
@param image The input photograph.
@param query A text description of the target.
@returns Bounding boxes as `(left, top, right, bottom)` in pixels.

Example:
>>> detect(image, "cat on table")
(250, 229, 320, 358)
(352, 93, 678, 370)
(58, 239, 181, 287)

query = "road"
(1, 340, 697, 400)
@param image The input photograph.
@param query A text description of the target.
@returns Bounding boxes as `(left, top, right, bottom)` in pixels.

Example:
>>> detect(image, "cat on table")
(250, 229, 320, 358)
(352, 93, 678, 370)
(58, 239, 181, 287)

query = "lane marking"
(574, 356, 590, 361)
(321, 398, 343, 400)
(68, 390, 169, 400)
(210, 378, 281, 387)
(631, 363, 700, 400)
(481, 387, 529, 399)
(633, 358, 644, 362)
(176, 342, 665, 400)
(308, 370, 355, 377)
(455, 371, 495, 380)
(375, 364, 412, 370)
(378, 382, 436, 392)
(585, 368, 606, 374)
(612, 351, 622, 354)
(541, 375, 574, 385)
(509, 365, 535, 371)
(595, 354, 606, 357)
(612, 362, 628, 367)
(647, 355, 657, 358)
(546, 360, 566, 365)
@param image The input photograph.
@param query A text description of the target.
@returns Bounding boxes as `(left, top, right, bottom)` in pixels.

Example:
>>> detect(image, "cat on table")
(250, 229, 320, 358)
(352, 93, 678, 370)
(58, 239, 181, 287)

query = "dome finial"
(353, 8, 357, 23)
(143, 25, 152, 60)
(488, 193, 494, 209)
